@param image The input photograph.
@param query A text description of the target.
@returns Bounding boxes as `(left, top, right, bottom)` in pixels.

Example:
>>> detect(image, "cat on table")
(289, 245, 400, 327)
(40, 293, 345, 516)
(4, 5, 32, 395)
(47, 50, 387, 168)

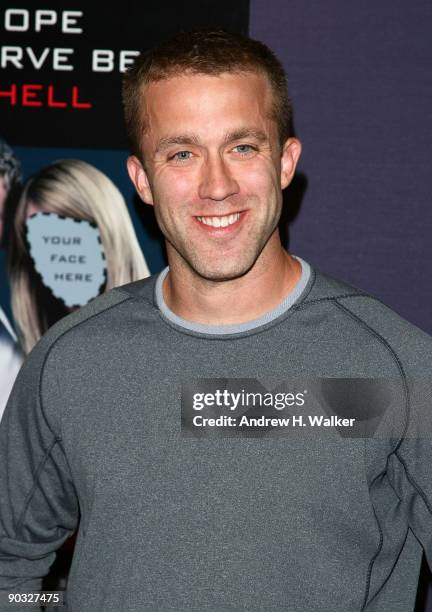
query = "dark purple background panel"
(250, 0, 432, 335)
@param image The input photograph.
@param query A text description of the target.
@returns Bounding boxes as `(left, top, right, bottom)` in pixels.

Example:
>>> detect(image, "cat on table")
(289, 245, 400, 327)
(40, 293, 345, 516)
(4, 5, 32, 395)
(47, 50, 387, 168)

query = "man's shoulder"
(6, 275, 161, 429)
(304, 266, 432, 370)
(301, 266, 367, 303)
(34, 273, 159, 356)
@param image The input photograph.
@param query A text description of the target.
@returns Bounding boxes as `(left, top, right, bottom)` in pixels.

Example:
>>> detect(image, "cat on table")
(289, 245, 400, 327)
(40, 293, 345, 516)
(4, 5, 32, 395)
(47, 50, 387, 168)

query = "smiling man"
(125, 53, 303, 325)
(1, 30, 432, 612)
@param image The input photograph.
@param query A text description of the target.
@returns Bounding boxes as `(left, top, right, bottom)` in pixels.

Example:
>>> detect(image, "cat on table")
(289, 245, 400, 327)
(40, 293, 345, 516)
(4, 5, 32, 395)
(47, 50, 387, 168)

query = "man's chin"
(190, 260, 255, 283)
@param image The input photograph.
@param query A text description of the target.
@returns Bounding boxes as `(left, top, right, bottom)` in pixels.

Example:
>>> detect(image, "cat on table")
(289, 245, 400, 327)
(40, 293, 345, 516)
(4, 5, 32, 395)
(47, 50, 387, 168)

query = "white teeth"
(196, 212, 240, 227)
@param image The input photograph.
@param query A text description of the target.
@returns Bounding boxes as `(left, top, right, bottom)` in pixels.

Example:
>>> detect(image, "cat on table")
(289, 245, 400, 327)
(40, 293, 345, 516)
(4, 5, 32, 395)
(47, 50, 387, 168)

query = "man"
(0, 30, 431, 612)
(0, 139, 23, 421)
(0, 306, 22, 422)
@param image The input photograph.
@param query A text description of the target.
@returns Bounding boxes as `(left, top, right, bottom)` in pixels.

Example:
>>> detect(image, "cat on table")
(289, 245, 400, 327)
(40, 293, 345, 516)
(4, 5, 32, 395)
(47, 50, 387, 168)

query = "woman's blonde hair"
(9, 159, 149, 353)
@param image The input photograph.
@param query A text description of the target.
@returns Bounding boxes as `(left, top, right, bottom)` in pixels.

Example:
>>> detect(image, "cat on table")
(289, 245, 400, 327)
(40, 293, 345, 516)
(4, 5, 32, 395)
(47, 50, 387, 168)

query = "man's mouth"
(195, 212, 241, 228)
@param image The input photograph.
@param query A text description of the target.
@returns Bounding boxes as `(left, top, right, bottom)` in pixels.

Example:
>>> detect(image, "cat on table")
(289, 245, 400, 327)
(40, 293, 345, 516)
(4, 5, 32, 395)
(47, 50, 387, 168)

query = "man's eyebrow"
(154, 128, 269, 155)
(155, 135, 200, 154)
(222, 128, 269, 145)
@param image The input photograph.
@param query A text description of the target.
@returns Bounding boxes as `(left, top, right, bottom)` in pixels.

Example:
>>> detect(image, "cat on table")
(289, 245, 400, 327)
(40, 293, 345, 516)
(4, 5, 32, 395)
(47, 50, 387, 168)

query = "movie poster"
(0, 1, 249, 593)
(0, 2, 249, 418)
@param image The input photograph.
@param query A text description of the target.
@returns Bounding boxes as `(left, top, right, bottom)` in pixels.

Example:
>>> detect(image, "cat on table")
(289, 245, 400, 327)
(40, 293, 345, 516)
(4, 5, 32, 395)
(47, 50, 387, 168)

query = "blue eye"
(172, 151, 192, 161)
(233, 144, 255, 155)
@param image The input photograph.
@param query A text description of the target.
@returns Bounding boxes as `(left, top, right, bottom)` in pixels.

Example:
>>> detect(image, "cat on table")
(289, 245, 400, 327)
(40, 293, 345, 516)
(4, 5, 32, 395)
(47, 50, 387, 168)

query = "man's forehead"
(142, 70, 273, 114)
(140, 72, 276, 147)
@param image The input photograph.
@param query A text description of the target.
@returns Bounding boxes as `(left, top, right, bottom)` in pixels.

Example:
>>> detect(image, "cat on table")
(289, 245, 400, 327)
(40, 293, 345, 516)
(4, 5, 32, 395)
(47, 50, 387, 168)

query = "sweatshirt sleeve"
(386, 375, 432, 569)
(0, 334, 79, 610)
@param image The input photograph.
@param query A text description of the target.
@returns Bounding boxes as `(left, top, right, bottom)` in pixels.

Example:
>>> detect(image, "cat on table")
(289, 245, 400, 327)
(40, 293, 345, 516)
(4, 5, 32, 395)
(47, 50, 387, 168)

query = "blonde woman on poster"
(8, 159, 149, 354)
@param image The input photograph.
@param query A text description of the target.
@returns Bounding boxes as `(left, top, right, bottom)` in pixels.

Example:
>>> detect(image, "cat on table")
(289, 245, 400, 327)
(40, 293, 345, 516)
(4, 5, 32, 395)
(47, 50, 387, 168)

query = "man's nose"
(198, 155, 240, 201)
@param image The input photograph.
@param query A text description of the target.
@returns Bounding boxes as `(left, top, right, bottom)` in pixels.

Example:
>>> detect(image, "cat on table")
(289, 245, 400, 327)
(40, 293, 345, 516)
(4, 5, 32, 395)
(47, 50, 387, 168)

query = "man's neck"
(162, 241, 302, 326)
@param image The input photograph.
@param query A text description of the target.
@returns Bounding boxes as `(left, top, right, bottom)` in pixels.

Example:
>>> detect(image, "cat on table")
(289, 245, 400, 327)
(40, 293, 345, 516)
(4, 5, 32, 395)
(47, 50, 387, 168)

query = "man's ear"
(127, 155, 154, 205)
(280, 137, 302, 190)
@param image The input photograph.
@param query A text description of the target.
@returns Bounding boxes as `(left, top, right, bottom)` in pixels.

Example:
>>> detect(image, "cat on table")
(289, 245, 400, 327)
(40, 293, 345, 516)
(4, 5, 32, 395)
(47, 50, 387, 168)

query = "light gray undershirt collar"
(155, 255, 311, 335)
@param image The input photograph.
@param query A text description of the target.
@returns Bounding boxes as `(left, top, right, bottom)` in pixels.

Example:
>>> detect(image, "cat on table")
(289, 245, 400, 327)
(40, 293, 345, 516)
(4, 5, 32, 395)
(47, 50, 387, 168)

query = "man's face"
(128, 71, 301, 281)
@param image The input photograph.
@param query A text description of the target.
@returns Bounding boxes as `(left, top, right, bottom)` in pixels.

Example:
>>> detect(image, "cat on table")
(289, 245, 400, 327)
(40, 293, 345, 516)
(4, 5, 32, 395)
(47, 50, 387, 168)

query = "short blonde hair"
(9, 159, 149, 353)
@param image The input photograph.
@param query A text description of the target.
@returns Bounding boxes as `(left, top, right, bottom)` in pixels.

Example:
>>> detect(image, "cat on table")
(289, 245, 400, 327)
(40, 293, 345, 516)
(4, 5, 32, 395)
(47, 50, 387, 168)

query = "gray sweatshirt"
(1, 258, 432, 611)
